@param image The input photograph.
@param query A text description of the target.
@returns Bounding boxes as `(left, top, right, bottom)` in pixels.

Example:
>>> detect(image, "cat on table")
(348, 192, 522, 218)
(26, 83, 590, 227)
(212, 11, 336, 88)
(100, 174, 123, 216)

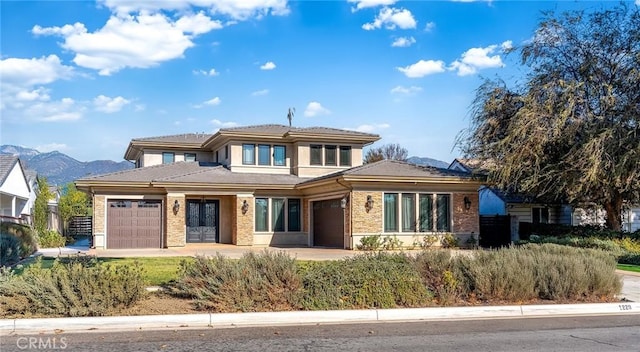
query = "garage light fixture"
(340, 195, 349, 209)
(365, 195, 374, 212)
(464, 196, 472, 211)
(241, 200, 249, 214)
(173, 200, 180, 214)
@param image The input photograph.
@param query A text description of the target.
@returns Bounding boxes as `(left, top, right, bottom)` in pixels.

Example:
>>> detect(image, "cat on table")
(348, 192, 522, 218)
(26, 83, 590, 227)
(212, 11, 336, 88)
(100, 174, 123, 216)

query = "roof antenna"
(287, 107, 295, 127)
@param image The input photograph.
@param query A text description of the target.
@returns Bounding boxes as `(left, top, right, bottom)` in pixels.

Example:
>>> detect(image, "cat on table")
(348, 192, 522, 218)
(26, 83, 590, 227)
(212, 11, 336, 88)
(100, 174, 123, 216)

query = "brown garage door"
(313, 199, 344, 248)
(107, 200, 162, 249)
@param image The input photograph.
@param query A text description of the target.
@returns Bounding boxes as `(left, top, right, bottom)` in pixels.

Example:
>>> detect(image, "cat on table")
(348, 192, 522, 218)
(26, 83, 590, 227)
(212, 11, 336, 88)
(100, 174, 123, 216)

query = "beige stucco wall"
(233, 195, 254, 246)
(166, 194, 185, 247)
(218, 195, 233, 244)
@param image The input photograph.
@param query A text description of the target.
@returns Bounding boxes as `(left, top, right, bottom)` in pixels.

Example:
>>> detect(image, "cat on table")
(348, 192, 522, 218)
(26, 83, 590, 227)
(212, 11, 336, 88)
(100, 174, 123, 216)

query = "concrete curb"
(2, 302, 639, 335)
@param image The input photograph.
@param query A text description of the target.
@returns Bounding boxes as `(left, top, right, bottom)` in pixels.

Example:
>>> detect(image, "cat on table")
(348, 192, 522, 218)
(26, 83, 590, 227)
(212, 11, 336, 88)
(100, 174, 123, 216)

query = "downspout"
(336, 178, 353, 249)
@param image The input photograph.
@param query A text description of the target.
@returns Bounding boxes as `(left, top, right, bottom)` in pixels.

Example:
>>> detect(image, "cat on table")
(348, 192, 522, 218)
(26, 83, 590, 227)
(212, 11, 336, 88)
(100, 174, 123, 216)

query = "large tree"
(364, 143, 408, 164)
(58, 183, 91, 232)
(458, 4, 640, 230)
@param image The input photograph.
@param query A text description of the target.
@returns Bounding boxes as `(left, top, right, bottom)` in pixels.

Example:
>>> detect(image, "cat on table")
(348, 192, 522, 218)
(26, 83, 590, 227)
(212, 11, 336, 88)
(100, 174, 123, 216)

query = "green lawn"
(617, 264, 640, 273)
(14, 256, 193, 286)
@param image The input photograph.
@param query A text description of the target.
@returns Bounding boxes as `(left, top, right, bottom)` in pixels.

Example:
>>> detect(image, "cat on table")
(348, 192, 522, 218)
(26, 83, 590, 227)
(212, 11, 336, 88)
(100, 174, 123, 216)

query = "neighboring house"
(449, 158, 572, 241)
(75, 124, 483, 250)
(572, 205, 640, 232)
(0, 155, 31, 223)
(23, 169, 38, 225)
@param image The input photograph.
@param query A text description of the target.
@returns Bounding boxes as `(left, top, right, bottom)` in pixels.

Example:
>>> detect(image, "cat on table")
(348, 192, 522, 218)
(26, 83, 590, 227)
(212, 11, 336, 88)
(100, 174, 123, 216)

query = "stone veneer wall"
(233, 196, 253, 246)
(452, 193, 480, 234)
(351, 191, 383, 234)
(166, 194, 185, 247)
(93, 194, 105, 236)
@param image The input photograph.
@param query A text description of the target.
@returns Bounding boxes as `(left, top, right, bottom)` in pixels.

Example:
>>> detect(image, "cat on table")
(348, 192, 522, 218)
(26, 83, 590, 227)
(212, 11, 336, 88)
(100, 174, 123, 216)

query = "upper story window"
(162, 152, 175, 164)
(184, 153, 196, 162)
(310, 145, 323, 165)
(135, 159, 142, 168)
(384, 193, 451, 233)
(274, 145, 286, 166)
(310, 145, 352, 166)
(325, 145, 337, 166)
(225, 145, 229, 159)
(258, 145, 271, 166)
(339, 146, 352, 166)
(242, 144, 256, 165)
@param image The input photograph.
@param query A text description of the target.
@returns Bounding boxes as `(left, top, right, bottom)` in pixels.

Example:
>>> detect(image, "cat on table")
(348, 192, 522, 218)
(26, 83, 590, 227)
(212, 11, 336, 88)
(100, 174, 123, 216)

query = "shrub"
(0, 256, 145, 317)
(0, 234, 21, 267)
(356, 235, 383, 251)
(172, 251, 303, 312)
(38, 230, 66, 248)
(420, 234, 438, 249)
(412, 250, 466, 305)
(0, 222, 37, 258)
(440, 233, 459, 248)
(382, 235, 402, 250)
(300, 252, 431, 310)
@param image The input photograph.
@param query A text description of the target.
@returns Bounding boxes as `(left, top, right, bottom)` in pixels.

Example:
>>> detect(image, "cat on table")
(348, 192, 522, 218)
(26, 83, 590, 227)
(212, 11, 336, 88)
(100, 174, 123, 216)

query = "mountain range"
(1, 145, 450, 186)
(0, 145, 134, 186)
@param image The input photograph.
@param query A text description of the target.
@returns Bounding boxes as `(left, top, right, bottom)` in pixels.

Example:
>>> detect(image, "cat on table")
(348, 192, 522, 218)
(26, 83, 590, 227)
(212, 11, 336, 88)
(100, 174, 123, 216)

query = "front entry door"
(186, 200, 219, 243)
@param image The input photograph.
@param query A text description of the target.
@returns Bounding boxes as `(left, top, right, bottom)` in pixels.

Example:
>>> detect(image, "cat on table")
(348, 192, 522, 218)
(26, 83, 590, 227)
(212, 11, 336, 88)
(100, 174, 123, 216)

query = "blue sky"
(1, 0, 636, 163)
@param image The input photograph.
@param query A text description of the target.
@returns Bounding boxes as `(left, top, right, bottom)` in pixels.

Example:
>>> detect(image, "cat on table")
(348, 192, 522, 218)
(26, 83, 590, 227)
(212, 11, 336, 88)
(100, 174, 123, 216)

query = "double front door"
(186, 200, 219, 243)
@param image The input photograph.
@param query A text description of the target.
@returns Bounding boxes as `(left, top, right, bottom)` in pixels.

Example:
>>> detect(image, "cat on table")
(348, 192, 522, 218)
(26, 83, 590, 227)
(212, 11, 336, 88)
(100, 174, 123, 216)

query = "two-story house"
(75, 124, 483, 250)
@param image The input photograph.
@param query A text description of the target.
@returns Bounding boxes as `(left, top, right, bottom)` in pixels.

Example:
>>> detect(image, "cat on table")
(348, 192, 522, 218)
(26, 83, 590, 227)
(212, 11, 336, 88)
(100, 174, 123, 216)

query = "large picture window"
(384, 193, 399, 232)
(255, 198, 268, 232)
(384, 193, 451, 233)
(255, 198, 301, 232)
(243, 144, 255, 165)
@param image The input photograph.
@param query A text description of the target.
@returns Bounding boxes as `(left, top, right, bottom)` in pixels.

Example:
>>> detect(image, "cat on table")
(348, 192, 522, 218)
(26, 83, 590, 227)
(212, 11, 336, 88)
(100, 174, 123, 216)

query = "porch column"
(233, 194, 254, 246)
(11, 196, 16, 218)
(167, 193, 186, 247)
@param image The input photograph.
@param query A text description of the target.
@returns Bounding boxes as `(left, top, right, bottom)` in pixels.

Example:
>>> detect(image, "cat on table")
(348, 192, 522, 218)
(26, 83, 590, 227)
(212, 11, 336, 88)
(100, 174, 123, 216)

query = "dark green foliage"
(0, 257, 145, 317)
(0, 222, 37, 258)
(0, 234, 20, 267)
(172, 251, 303, 312)
(37, 230, 67, 248)
(300, 252, 431, 310)
(33, 177, 53, 236)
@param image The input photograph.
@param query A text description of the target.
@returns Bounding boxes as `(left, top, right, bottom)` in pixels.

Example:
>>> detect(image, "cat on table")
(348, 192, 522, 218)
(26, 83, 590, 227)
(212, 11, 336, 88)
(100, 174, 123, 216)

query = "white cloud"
(134, 104, 146, 111)
(449, 41, 510, 76)
(362, 7, 416, 30)
(348, 0, 397, 11)
(251, 89, 269, 96)
(194, 96, 221, 108)
(193, 68, 219, 76)
(424, 21, 436, 32)
(390, 85, 422, 95)
(99, 0, 291, 20)
(35, 143, 69, 153)
(636, 0, 640, 5)
(0, 55, 73, 86)
(391, 36, 416, 47)
(396, 60, 446, 78)
(93, 95, 131, 113)
(15, 87, 51, 102)
(32, 12, 222, 75)
(211, 119, 239, 128)
(304, 101, 331, 117)
(349, 123, 390, 133)
(24, 98, 84, 122)
(260, 61, 276, 70)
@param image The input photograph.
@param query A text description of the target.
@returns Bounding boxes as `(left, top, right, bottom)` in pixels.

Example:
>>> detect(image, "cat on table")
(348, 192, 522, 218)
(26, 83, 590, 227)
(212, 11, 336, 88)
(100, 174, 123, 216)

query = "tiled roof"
(300, 159, 481, 185)
(0, 155, 19, 185)
(220, 124, 379, 137)
(132, 133, 213, 144)
(76, 162, 308, 186)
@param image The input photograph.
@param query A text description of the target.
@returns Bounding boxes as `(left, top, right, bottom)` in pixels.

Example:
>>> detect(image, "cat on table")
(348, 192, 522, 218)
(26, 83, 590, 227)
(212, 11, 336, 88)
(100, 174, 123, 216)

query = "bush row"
(520, 235, 640, 265)
(172, 244, 621, 312)
(0, 257, 146, 317)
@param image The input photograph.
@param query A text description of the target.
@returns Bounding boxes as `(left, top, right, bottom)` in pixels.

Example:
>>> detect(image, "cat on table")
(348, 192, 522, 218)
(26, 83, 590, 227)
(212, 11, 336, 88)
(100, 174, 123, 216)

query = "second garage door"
(107, 200, 162, 249)
(312, 198, 344, 248)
